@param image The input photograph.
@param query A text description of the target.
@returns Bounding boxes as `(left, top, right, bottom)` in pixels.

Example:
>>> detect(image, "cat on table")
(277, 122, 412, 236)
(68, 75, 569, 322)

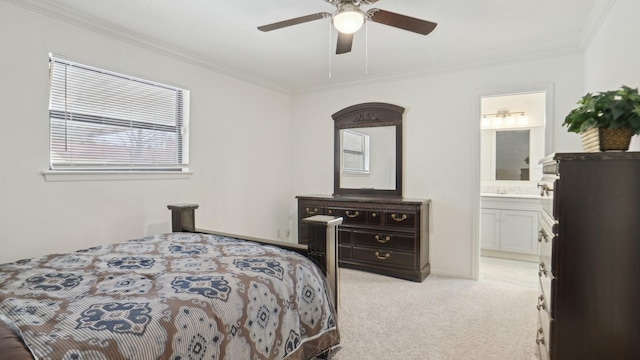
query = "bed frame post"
(302, 215, 343, 311)
(167, 203, 199, 232)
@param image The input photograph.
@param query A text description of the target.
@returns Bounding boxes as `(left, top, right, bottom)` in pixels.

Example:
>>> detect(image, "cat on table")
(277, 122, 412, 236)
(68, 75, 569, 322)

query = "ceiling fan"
(258, 0, 437, 55)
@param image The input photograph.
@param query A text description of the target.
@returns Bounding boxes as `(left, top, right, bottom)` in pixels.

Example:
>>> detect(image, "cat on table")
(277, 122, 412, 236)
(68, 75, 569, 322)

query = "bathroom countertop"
(481, 193, 541, 199)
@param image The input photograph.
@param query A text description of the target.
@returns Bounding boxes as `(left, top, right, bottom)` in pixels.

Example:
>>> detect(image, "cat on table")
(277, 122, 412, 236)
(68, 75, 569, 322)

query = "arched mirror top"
(333, 102, 404, 197)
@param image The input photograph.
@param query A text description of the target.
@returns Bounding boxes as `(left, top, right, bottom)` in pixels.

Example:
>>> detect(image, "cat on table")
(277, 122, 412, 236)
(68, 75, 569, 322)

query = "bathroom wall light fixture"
(481, 110, 528, 129)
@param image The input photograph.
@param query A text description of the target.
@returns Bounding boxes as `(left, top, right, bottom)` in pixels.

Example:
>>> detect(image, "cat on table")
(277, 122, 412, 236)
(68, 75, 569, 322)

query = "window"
(48, 55, 189, 172)
(342, 130, 369, 173)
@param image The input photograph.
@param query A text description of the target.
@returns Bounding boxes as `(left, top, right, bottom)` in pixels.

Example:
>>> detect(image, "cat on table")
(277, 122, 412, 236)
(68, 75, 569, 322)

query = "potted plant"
(563, 85, 640, 151)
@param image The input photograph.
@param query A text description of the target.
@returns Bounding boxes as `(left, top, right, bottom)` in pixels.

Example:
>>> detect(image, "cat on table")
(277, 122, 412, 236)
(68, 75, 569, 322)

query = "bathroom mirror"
(496, 130, 530, 180)
(480, 91, 546, 183)
(333, 102, 403, 197)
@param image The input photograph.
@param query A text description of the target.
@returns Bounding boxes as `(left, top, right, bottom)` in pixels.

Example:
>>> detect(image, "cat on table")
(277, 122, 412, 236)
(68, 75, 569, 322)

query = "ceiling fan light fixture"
(332, 4, 365, 34)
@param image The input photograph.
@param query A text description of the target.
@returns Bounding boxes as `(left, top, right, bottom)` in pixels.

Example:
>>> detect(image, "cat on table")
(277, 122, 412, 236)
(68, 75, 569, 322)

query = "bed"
(0, 204, 342, 360)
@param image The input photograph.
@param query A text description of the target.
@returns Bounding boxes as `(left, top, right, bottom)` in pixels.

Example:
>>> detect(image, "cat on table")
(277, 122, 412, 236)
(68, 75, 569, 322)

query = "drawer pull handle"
(372, 212, 377, 217)
(391, 213, 408, 222)
(538, 262, 548, 278)
(537, 183, 554, 196)
(305, 207, 318, 215)
(536, 295, 546, 311)
(374, 251, 390, 260)
(536, 328, 545, 345)
(345, 210, 360, 218)
(375, 235, 391, 243)
(538, 229, 549, 243)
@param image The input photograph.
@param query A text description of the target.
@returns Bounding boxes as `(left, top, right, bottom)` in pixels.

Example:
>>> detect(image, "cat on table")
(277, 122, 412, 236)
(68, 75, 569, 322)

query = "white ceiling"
(18, 0, 604, 93)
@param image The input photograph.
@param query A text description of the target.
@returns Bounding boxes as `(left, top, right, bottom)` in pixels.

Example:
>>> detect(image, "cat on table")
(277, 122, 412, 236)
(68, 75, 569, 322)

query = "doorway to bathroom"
(478, 90, 546, 286)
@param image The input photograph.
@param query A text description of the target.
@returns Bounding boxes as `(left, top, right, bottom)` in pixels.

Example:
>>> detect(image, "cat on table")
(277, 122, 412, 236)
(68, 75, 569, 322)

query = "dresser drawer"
(368, 210, 383, 225)
(300, 205, 325, 217)
(353, 247, 416, 268)
(354, 230, 416, 251)
(538, 211, 556, 277)
(536, 310, 550, 360)
(383, 211, 417, 227)
(539, 176, 557, 220)
(339, 244, 352, 259)
(338, 228, 353, 244)
(538, 274, 554, 318)
(326, 207, 367, 224)
(298, 203, 327, 244)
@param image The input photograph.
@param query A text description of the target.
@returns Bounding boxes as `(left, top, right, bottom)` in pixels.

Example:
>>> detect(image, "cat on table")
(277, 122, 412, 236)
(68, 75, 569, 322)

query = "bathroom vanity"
(480, 193, 540, 259)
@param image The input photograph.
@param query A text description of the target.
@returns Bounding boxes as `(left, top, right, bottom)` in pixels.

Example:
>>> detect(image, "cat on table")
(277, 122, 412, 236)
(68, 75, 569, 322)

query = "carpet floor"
(331, 268, 539, 360)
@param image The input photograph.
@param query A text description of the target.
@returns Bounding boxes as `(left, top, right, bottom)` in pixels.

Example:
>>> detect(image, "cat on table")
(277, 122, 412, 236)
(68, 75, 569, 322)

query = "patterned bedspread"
(0, 232, 339, 360)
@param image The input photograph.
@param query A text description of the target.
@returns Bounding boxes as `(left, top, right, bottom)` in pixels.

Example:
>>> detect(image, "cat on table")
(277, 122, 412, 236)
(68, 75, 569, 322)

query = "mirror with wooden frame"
(333, 102, 403, 197)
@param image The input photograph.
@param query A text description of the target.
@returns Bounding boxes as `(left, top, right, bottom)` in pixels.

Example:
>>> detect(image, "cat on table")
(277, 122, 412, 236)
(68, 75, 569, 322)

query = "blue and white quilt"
(0, 232, 339, 360)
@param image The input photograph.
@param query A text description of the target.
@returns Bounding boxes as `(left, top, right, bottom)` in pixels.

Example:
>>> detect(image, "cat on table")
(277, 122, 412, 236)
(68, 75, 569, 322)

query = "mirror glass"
(340, 126, 396, 190)
(495, 130, 530, 180)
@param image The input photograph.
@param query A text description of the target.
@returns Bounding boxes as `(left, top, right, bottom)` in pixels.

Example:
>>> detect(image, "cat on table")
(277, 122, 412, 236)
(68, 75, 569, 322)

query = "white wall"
(0, 2, 293, 264)
(584, 0, 640, 150)
(291, 55, 585, 278)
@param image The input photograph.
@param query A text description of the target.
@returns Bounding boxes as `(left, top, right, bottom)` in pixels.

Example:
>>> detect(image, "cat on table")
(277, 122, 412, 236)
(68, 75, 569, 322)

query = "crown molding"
(4, 0, 292, 94)
(294, 46, 584, 95)
(579, 0, 617, 49)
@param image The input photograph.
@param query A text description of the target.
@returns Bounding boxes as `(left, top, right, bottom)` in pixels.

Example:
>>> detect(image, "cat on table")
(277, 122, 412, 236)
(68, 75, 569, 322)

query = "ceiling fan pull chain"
(365, 21, 368, 76)
(328, 20, 332, 79)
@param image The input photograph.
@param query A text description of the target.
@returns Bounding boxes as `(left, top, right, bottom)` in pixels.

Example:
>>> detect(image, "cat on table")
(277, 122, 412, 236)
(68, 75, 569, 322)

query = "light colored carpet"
(332, 268, 539, 360)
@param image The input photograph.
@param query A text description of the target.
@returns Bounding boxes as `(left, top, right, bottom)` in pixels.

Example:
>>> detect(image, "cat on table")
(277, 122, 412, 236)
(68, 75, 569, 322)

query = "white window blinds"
(48, 55, 189, 171)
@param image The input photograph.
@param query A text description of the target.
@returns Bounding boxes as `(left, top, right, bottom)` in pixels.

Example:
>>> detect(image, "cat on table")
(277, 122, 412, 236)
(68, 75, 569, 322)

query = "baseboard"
(481, 249, 538, 262)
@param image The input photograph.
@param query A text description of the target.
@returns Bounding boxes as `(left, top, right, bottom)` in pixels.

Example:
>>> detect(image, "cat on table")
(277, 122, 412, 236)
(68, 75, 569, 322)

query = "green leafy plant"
(563, 85, 640, 135)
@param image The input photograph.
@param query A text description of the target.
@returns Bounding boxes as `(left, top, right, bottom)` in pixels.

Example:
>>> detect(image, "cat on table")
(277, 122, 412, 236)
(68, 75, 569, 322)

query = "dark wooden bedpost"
(301, 215, 343, 312)
(167, 203, 199, 232)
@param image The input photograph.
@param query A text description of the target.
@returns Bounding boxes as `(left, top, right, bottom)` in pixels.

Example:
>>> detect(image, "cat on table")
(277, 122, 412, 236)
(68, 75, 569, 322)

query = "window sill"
(42, 170, 193, 182)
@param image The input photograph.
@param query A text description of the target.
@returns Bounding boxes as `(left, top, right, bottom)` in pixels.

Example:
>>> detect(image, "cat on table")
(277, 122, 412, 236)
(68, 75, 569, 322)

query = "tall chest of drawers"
(536, 153, 640, 359)
(296, 195, 430, 282)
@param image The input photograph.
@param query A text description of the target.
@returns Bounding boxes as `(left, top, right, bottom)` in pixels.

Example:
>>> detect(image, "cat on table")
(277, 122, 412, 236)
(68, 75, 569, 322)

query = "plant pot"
(580, 127, 634, 152)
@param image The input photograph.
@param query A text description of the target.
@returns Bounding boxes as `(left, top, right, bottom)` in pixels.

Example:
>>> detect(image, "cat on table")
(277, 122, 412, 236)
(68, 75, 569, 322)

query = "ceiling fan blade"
(368, 9, 437, 35)
(336, 32, 354, 54)
(258, 12, 331, 32)
(326, 0, 378, 4)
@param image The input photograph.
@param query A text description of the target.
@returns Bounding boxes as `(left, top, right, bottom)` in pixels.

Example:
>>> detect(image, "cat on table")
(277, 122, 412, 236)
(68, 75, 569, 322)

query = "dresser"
(536, 152, 640, 359)
(297, 195, 430, 282)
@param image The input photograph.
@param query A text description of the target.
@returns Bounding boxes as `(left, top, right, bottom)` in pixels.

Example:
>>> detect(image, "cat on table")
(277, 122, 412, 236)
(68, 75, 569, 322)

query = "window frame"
(341, 129, 370, 174)
(47, 55, 190, 178)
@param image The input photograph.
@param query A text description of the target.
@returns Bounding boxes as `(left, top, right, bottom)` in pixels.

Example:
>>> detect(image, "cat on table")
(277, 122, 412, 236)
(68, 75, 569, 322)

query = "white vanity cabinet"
(481, 196, 540, 255)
